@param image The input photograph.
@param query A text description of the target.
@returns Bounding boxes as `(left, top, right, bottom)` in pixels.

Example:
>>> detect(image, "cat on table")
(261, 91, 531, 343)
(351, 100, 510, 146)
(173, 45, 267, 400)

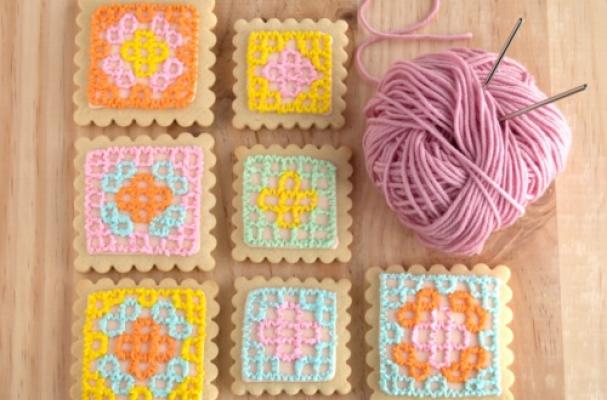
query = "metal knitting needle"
(500, 84, 588, 121)
(484, 17, 524, 87)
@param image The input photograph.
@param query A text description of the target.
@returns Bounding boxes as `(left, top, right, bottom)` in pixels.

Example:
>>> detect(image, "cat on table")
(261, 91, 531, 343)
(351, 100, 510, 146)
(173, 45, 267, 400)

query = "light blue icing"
(96, 354, 135, 396)
(241, 287, 338, 382)
(99, 160, 189, 238)
(378, 273, 502, 398)
(94, 296, 195, 397)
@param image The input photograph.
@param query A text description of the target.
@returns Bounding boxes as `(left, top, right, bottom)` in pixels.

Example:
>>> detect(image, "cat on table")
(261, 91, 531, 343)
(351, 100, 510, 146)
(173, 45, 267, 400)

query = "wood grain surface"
(0, 0, 605, 399)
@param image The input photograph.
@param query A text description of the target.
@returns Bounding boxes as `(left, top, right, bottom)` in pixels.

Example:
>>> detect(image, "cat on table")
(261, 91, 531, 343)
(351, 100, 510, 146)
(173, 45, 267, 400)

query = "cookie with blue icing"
(365, 264, 514, 400)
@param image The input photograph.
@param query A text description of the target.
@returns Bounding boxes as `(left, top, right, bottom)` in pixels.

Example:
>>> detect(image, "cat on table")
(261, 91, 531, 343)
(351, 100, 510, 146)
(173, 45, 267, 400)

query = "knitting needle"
(500, 84, 588, 121)
(484, 17, 524, 87)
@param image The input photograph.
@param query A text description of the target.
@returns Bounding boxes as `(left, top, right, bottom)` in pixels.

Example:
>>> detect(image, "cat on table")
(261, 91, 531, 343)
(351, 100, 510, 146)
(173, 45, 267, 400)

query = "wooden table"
(1, 0, 605, 399)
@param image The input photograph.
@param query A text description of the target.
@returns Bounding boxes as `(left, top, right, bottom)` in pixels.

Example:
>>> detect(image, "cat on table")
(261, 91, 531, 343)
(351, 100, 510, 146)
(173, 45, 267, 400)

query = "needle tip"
(500, 82, 590, 121)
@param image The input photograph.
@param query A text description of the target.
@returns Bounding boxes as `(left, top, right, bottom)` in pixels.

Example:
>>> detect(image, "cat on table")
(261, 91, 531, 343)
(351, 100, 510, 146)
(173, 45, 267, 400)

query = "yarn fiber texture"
(362, 47, 571, 255)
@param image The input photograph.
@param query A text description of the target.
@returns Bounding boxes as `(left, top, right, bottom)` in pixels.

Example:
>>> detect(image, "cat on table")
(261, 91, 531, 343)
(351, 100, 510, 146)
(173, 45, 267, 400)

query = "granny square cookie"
(232, 18, 349, 130)
(365, 265, 514, 399)
(231, 145, 353, 263)
(74, 133, 216, 272)
(74, 0, 217, 126)
(70, 279, 219, 400)
(231, 276, 352, 396)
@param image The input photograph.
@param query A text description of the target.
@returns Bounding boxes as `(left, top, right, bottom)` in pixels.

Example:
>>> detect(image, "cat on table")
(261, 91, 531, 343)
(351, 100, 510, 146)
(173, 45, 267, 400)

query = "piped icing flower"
(88, 5, 199, 109)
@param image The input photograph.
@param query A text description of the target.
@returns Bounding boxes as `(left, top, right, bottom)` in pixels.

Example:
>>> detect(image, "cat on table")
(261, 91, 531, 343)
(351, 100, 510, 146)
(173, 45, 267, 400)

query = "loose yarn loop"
(358, 0, 571, 255)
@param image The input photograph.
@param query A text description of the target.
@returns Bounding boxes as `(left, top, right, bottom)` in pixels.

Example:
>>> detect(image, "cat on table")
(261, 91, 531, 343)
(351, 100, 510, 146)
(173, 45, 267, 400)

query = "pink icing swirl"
(257, 302, 322, 362)
(260, 48, 321, 99)
(99, 12, 186, 93)
(411, 306, 473, 370)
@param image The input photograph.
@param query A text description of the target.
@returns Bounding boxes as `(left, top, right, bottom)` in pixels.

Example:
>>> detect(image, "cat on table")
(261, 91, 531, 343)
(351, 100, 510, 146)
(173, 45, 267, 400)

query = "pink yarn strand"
(356, 0, 473, 84)
(358, 4, 572, 255)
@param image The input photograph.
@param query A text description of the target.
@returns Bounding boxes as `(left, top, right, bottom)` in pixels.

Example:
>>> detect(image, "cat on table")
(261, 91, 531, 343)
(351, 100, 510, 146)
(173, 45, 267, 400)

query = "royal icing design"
(379, 273, 501, 398)
(81, 288, 206, 399)
(256, 171, 319, 229)
(241, 287, 337, 382)
(247, 31, 332, 114)
(88, 4, 199, 109)
(242, 155, 337, 249)
(84, 145, 202, 256)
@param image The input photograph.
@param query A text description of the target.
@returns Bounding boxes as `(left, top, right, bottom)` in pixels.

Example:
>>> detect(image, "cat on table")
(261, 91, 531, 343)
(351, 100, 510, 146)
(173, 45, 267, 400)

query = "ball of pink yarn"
(362, 48, 571, 255)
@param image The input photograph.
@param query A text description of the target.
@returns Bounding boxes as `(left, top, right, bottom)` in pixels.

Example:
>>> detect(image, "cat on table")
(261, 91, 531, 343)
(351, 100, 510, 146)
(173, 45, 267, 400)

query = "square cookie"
(365, 265, 514, 399)
(231, 276, 352, 396)
(70, 278, 219, 400)
(74, 0, 217, 127)
(232, 18, 349, 130)
(74, 133, 216, 272)
(231, 145, 353, 263)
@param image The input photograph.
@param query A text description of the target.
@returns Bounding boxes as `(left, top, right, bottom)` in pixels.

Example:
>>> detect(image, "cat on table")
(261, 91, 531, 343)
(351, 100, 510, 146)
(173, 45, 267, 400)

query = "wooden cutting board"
(1, 0, 605, 399)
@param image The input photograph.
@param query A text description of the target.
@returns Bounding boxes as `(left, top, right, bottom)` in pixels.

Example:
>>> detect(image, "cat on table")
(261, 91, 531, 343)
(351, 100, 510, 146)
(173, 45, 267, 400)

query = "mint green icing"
(242, 155, 338, 249)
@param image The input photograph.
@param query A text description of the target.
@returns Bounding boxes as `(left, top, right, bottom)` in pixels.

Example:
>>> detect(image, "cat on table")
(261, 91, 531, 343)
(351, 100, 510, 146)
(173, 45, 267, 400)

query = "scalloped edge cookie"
(230, 276, 352, 396)
(73, 133, 217, 273)
(231, 144, 353, 263)
(70, 278, 220, 400)
(73, 0, 217, 127)
(365, 264, 515, 400)
(232, 18, 349, 130)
